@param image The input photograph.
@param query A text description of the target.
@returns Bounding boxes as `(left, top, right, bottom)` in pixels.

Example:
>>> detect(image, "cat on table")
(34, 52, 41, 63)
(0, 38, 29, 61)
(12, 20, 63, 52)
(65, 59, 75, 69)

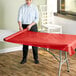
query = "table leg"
(43, 48, 70, 76)
(58, 51, 62, 76)
(65, 52, 70, 72)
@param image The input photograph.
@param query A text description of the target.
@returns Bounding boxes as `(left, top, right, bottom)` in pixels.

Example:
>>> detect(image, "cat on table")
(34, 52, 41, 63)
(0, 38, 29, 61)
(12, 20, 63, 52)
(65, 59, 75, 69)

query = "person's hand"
(27, 25, 32, 30)
(19, 26, 23, 31)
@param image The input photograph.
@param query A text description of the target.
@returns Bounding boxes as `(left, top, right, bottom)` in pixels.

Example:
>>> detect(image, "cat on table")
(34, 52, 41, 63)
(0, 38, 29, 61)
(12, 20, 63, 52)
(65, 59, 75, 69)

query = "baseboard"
(0, 46, 32, 53)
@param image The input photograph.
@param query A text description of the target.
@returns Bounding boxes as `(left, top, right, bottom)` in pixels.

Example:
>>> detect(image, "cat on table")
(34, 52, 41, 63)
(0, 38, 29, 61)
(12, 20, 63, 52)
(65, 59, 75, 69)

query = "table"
(4, 28, 76, 76)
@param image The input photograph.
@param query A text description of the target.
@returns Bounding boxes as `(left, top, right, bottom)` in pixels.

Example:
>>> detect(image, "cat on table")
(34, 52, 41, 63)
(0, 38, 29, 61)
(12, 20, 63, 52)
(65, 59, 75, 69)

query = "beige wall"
(65, 0, 76, 12)
(0, 0, 24, 30)
(0, 0, 46, 51)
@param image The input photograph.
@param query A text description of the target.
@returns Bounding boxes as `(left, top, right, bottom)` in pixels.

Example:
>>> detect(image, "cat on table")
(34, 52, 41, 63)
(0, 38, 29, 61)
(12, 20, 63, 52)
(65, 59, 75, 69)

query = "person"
(18, 0, 39, 64)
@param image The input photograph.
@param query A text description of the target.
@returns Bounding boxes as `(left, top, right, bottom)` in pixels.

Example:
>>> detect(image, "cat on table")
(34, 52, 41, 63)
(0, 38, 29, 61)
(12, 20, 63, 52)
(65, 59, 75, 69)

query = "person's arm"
(18, 6, 23, 31)
(27, 22, 36, 30)
(27, 6, 39, 30)
(18, 21, 23, 31)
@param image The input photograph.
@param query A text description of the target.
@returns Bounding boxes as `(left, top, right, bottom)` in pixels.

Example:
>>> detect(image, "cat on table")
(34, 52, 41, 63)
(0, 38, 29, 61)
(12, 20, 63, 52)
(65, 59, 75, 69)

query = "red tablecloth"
(4, 28, 76, 56)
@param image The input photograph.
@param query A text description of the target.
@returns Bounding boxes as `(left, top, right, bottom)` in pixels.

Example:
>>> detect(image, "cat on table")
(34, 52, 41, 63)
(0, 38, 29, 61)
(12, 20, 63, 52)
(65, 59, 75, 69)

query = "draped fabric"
(4, 28, 76, 56)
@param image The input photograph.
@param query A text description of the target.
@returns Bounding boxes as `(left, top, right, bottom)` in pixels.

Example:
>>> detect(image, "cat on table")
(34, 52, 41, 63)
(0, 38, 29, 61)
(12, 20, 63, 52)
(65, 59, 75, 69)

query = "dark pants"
(22, 24, 38, 60)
